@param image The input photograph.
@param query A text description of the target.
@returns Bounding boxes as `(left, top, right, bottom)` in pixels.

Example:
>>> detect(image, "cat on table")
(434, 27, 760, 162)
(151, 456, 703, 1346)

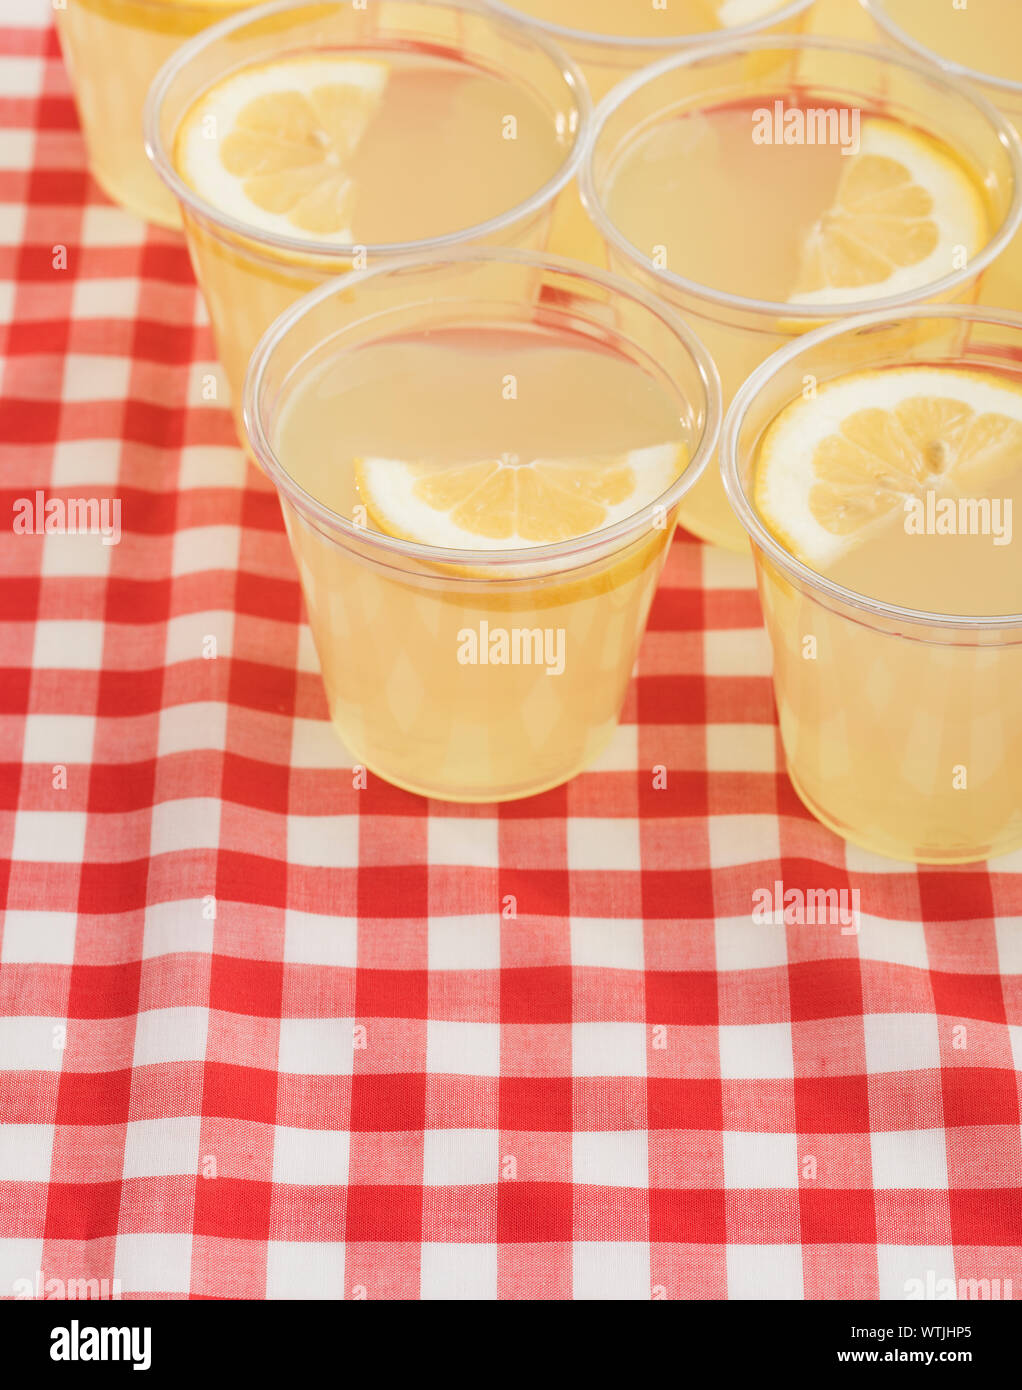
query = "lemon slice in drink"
(754, 367, 1022, 569)
(354, 446, 684, 550)
(174, 57, 388, 241)
(788, 119, 987, 307)
(74, 0, 245, 36)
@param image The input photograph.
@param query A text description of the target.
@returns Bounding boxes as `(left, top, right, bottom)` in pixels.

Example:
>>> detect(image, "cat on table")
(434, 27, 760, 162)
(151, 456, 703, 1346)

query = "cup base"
(786, 764, 1008, 867)
(336, 723, 618, 804)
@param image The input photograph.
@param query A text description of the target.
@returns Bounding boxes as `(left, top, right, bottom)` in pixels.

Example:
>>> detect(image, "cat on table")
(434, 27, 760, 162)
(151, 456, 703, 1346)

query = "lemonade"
(722, 307, 1022, 864)
(490, 0, 813, 98)
(583, 37, 1022, 550)
(864, 0, 1022, 310)
(146, 0, 587, 430)
(488, 0, 813, 262)
(244, 252, 720, 802)
(55, 0, 250, 226)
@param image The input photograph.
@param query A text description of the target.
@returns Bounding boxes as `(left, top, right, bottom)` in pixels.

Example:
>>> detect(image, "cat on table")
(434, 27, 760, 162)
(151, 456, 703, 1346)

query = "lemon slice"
(354, 446, 684, 550)
(73, 0, 244, 37)
(174, 57, 388, 241)
(715, 0, 789, 26)
(754, 367, 1022, 568)
(788, 119, 987, 307)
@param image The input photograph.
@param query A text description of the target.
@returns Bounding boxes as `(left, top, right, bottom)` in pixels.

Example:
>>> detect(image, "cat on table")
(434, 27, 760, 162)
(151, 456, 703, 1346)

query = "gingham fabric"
(2, 0, 1022, 1302)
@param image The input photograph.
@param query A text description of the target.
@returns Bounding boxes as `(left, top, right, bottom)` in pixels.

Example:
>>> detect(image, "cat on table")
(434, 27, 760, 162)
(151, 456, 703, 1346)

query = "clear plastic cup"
(581, 35, 1022, 551)
(720, 304, 1022, 865)
(243, 249, 721, 802)
(487, 0, 816, 100)
(487, 0, 815, 263)
(56, 0, 253, 227)
(863, 0, 1022, 310)
(145, 0, 590, 430)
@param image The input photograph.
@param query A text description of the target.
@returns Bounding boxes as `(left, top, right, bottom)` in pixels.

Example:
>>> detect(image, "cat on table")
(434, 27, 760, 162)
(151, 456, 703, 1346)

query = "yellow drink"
(865, 0, 1022, 310)
(722, 306, 1022, 864)
(807, 0, 874, 43)
(244, 252, 720, 802)
(867, 0, 1022, 88)
(55, 0, 250, 226)
(146, 0, 588, 431)
(491, 0, 814, 98)
(583, 37, 1022, 550)
(490, 0, 813, 262)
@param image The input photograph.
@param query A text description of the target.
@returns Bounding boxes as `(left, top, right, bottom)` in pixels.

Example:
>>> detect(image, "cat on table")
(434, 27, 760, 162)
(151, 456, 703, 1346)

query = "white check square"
(114, 1234, 192, 1296)
(12, 810, 86, 863)
(178, 446, 245, 491)
(567, 819, 641, 872)
(157, 703, 228, 757)
(863, 1013, 941, 1075)
(171, 525, 240, 577)
(81, 205, 147, 246)
(164, 612, 234, 665)
(574, 1242, 650, 1300)
(589, 722, 638, 771)
(71, 277, 140, 320)
(571, 919, 644, 971)
(427, 916, 500, 971)
(286, 815, 360, 868)
(0, 1018, 64, 1071)
(272, 1126, 350, 1186)
(427, 816, 499, 868)
(50, 439, 120, 487)
(706, 724, 776, 773)
(0, 1123, 53, 1181)
(870, 1129, 949, 1189)
(278, 1018, 356, 1076)
(716, 919, 789, 971)
(122, 1117, 202, 1180)
(149, 799, 221, 856)
(709, 816, 782, 871)
(420, 1243, 497, 1300)
(0, 1239, 45, 1298)
(856, 918, 929, 969)
(423, 1128, 498, 1186)
(41, 533, 112, 578)
(572, 1023, 646, 1078)
(573, 1130, 648, 1188)
(290, 717, 347, 769)
(32, 620, 105, 669)
(703, 629, 771, 676)
(284, 911, 358, 967)
(718, 1022, 794, 1080)
(877, 1245, 956, 1301)
(722, 1131, 798, 1190)
(1, 912, 77, 964)
(266, 1241, 345, 1300)
(142, 900, 216, 959)
(727, 1244, 803, 1299)
(995, 920, 1022, 976)
(62, 353, 131, 402)
(20, 710, 93, 777)
(133, 1008, 209, 1067)
(427, 1021, 500, 1077)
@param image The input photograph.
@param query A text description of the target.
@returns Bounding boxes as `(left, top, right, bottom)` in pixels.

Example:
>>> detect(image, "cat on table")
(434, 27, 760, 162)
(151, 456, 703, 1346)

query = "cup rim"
(579, 33, 1022, 324)
(482, 0, 815, 54)
(719, 303, 1022, 631)
(862, 0, 1022, 98)
(242, 246, 723, 572)
(143, 0, 593, 259)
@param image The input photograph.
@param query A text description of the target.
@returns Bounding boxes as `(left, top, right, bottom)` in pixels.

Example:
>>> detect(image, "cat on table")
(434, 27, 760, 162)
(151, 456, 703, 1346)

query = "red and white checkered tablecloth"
(2, 0, 1021, 1302)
